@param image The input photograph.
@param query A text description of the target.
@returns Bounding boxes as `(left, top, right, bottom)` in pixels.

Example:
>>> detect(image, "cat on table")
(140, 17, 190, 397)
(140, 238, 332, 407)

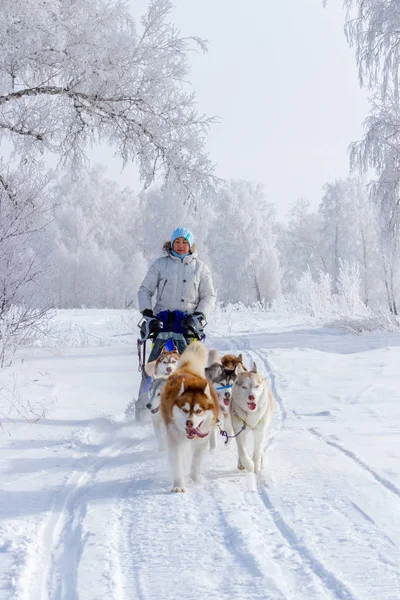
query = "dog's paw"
(237, 460, 245, 470)
(240, 457, 255, 472)
(171, 486, 186, 493)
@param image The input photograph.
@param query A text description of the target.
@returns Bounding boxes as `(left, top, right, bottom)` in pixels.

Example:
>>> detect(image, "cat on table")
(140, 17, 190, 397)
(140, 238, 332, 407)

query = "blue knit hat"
(171, 227, 194, 248)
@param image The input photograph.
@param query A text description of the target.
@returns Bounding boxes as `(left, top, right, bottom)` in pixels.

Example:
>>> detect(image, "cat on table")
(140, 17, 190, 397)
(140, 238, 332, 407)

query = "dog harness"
(231, 406, 264, 431)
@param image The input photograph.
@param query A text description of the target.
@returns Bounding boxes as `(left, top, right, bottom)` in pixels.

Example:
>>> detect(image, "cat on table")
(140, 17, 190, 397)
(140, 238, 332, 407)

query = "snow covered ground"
(1, 308, 400, 600)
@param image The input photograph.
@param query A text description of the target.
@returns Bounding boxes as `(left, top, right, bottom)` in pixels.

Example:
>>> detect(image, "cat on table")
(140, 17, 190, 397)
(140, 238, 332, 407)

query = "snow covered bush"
(271, 265, 371, 325)
(0, 305, 49, 367)
(337, 260, 370, 317)
(295, 270, 334, 317)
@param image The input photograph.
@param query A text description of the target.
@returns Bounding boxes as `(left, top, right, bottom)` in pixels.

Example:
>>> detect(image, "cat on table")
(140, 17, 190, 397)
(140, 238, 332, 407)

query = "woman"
(135, 227, 216, 420)
(138, 227, 216, 327)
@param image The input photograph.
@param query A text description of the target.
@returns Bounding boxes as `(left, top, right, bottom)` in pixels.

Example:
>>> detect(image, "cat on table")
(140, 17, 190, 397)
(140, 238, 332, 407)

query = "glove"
(193, 311, 205, 320)
(141, 308, 154, 318)
(194, 312, 206, 327)
(139, 314, 163, 339)
(181, 314, 195, 329)
(181, 312, 206, 335)
(148, 318, 163, 336)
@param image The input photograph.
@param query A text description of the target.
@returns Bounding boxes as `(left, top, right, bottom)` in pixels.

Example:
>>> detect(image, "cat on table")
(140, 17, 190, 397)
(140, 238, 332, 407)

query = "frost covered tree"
(0, 0, 215, 201)
(33, 166, 147, 308)
(0, 160, 51, 364)
(339, 0, 400, 98)
(348, 177, 379, 305)
(368, 151, 400, 313)
(278, 198, 326, 292)
(318, 179, 370, 292)
(279, 177, 382, 306)
(317, 177, 381, 304)
(329, 0, 400, 230)
(205, 181, 281, 305)
(330, 0, 400, 311)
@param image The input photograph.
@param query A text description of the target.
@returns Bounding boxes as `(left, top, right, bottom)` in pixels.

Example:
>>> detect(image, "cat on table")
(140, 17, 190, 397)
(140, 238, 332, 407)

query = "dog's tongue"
(193, 427, 208, 438)
(186, 422, 208, 439)
(223, 398, 230, 406)
(247, 401, 257, 411)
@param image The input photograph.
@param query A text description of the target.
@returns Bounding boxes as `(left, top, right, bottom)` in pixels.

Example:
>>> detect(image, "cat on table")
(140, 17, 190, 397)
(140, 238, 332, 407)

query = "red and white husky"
(160, 342, 219, 492)
(145, 344, 180, 377)
(230, 362, 274, 473)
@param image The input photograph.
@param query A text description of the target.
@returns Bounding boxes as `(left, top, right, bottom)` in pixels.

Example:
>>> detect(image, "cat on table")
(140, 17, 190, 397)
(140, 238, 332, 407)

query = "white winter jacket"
(138, 246, 216, 317)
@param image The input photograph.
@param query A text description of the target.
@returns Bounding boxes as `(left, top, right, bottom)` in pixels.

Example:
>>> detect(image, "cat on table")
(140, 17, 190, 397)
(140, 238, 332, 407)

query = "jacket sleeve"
(137, 260, 160, 313)
(196, 263, 216, 317)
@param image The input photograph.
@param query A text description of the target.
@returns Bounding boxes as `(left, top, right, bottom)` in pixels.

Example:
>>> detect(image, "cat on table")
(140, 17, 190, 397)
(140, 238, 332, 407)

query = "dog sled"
(135, 310, 206, 421)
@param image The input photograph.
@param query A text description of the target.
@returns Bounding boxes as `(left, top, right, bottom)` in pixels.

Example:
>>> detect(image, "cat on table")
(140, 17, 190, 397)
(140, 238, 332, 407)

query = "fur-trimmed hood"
(163, 241, 197, 255)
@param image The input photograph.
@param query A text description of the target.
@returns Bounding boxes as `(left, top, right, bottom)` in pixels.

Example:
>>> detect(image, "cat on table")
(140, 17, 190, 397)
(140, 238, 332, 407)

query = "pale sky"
(92, 0, 369, 220)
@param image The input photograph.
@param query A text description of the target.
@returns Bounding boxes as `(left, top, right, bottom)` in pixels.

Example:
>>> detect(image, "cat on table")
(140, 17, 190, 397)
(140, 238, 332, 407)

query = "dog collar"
(232, 406, 263, 430)
(215, 384, 233, 391)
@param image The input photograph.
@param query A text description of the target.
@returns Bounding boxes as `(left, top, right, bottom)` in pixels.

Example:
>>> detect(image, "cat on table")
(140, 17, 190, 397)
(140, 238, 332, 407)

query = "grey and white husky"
(205, 349, 245, 446)
(146, 376, 168, 450)
(230, 362, 274, 473)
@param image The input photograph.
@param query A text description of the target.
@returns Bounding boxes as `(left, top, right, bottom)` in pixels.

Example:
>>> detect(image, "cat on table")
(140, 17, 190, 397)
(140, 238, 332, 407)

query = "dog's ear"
(145, 361, 156, 376)
(237, 354, 243, 362)
(178, 380, 185, 396)
(205, 363, 223, 381)
(251, 361, 258, 373)
(204, 383, 212, 398)
(235, 362, 246, 374)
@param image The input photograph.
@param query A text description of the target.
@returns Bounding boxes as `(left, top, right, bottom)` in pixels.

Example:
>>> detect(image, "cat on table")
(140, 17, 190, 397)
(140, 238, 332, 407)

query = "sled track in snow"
(308, 427, 400, 500)
(255, 349, 356, 599)
(256, 477, 356, 600)
(19, 437, 137, 600)
(233, 345, 355, 600)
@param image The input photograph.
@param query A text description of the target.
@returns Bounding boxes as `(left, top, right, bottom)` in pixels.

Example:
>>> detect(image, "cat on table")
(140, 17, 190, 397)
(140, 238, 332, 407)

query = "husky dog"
(146, 376, 168, 450)
(230, 362, 274, 473)
(221, 353, 247, 372)
(206, 350, 246, 445)
(160, 342, 219, 492)
(145, 343, 180, 377)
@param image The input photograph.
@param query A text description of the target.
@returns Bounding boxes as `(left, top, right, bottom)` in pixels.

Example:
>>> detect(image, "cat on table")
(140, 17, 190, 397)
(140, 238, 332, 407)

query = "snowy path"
(1, 314, 400, 599)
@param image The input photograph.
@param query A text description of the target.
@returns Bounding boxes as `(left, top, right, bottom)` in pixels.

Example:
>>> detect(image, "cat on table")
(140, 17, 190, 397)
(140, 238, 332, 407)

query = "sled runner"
(135, 310, 206, 422)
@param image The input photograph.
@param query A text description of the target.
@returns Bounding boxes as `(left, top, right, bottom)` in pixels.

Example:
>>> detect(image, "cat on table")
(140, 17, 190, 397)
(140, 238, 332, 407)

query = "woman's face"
(173, 237, 190, 255)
